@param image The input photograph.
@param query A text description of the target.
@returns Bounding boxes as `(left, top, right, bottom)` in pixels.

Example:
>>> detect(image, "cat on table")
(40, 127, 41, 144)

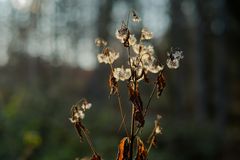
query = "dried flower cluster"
(96, 14, 166, 85)
(97, 47, 119, 64)
(69, 99, 92, 122)
(113, 66, 131, 81)
(70, 9, 183, 160)
(166, 47, 184, 69)
(132, 10, 141, 23)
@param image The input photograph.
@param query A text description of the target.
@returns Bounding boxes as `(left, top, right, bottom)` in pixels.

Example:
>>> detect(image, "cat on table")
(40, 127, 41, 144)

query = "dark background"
(0, 0, 239, 159)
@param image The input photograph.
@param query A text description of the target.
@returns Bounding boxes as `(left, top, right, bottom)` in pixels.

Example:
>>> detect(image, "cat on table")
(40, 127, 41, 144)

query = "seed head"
(141, 27, 153, 40)
(166, 48, 184, 69)
(95, 38, 107, 47)
(128, 34, 137, 46)
(81, 100, 92, 111)
(97, 48, 119, 64)
(115, 22, 129, 44)
(113, 66, 131, 81)
(132, 10, 141, 23)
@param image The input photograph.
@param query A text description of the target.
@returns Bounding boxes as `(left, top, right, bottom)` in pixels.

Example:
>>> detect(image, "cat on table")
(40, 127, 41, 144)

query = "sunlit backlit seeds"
(166, 48, 184, 69)
(69, 100, 92, 123)
(113, 66, 131, 81)
(141, 27, 153, 40)
(166, 58, 180, 69)
(81, 101, 92, 111)
(133, 44, 154, 56)
(146, 65, 163, 74)
(97, 48, 119, 64)
(128, 34, 137, 46)
(133, 44, 144, 55)
(155, 114, 162, 134)
(132, 10, 141, 23)
(115, 21, 129, 44)
(95, 38, 107, 47)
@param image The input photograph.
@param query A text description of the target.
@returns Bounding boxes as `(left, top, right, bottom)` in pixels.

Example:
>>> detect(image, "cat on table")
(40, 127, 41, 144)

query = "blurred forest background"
(0, 0, 240, 159)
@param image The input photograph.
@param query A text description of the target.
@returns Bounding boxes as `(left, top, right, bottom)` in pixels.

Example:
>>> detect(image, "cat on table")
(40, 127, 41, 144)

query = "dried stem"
(147, 136, 155, 154)
(134, 70, 163, 137)
(126, 9, 131, 28)
(143, 70, 164, 117)
(75, 126, 97, 155)
(130, 74, 139, 160)
(116, 91, 129, 137)
(129, 104, 135, 160)
(109, 63, 129, 137)
(147, 127, 157, 154)
(133, 84, 156, 137)
(143, 84, 157, 117)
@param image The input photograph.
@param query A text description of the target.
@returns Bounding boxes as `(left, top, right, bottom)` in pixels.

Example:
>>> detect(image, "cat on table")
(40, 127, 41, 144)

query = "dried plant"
(70, 10, 183, 160)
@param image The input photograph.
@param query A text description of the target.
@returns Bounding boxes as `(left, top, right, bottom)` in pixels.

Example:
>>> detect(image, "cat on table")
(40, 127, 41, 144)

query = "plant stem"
(126, 9, 131, 27)
(81, 128, 97, 155)
(129, 104, 135, 160)
(147, 128, 156, 154)
(143, 84, 157, 117)
(133, 84, 157, 137)
(109, 63, 129, 136)
(147, 136, 154, 154)
(116, 91, 129, 137)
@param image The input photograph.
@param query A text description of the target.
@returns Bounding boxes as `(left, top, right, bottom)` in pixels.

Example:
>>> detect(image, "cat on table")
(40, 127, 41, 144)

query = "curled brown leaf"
(109, 72, 118, 96)
(74, 122, 87, 142)
(156, 72, 166, 98)
(135, 138, 148, 160)
(116, 137, 130, 160)
(128, 84, 145, 127)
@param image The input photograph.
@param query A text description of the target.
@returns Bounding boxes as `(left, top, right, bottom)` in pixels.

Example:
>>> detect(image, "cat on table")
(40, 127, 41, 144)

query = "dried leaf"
(156, 73, 166, 98)
(135, 109, 145, 127)
(116, 137, 130, 160)
(109, 73, 118, 96)
(129, 84, 143, 111)
(135, 138, 148, 160)
(91, 154, 101, 160)
(74, 122, 87, 142)
(70, 104, 88, 142)
(129, 84, 145, 127)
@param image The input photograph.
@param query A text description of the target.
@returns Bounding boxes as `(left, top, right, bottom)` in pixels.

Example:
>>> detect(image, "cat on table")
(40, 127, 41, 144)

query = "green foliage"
(23, 131, 42, 147)
(2, 88, 26, 119)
